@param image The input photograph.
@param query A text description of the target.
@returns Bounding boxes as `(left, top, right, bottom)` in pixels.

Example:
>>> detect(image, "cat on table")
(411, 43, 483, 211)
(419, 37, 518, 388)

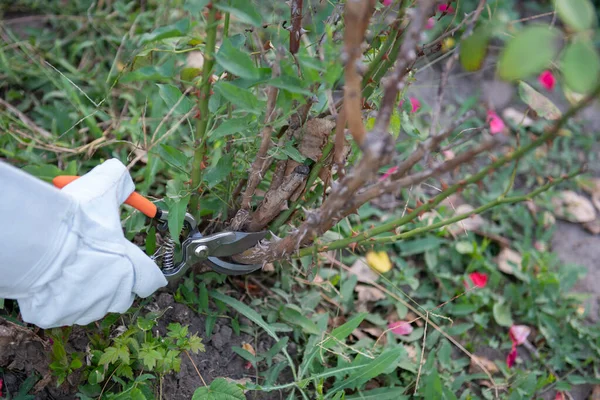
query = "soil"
(0, 291, 291, 399)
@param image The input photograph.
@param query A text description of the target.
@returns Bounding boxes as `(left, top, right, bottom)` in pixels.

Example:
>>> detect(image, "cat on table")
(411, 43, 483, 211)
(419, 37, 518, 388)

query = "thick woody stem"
(290, 0, 304, 54)
(342, 0, 376, 145)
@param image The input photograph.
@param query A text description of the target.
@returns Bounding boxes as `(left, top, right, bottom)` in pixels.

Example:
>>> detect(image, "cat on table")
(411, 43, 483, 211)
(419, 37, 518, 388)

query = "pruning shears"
(52, 175, 266, 281)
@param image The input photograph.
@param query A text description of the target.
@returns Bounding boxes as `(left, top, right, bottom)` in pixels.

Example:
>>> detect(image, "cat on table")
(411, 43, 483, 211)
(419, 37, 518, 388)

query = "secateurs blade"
(52, 175, 266, 281)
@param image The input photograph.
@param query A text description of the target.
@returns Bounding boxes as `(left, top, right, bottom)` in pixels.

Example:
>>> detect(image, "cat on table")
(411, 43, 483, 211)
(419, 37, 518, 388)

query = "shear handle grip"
(52, 175, 158, 218)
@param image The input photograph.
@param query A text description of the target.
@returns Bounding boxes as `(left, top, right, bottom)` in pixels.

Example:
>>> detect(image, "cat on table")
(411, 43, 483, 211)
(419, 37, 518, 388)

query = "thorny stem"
(190, 4, 219, 217)
(297, 81, 600, 256)
(374, 169, 581, 245)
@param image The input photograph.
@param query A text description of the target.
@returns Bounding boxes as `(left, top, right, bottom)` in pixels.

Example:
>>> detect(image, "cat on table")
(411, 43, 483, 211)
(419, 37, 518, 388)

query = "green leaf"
(330, 348, 405, 393)
(493, 301, 513, 327)
(165, 190, 191, 243)
(215, 0, 262, 27)
(203, 154, 233, 188)
(99, 347, 119, 366)
(158, 144, 190, 170)
(497, 26, 559, 81)
(22, 164, 63, 183)
(325, 313, 367, 349)
(345, 388, 408, 400)
(460, 27, 491, 72)
(139, 19, 191, 44)
(139, 346, 162, 370)
(555, 0, 595, 32)
(184, 0, 210, 14)
(213, 81, 263, 114)
(198, 283, 209, 311)
(157, 84, 194, 114)
(232, 346, 263, 364)
(209, 116, 253, 141)
(280, 306, 320, 335)
(210, 291, 281, 341)
(264, 337, 289, 363)
(192, 377, 245, 400)
(215, 38, 259, 80)
(281, 142, 306, 163)
(188, 335, 205, 354)
(399, 237, 443, 256)
(268, 75, 313, 96)
(561, 38, 600, 94)
(517, 81, 562, 120)
(130, 387, 146, 400)
(424, 369, 443, 399)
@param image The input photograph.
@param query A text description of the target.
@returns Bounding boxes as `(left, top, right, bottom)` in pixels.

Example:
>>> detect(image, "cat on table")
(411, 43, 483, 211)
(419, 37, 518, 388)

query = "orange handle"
(52, 175, 158, 218)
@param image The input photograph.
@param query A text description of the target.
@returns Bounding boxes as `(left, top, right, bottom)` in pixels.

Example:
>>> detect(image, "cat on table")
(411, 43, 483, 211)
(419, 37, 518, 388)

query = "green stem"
(190, 5, 219, 216)
(362, 26, 405, 102)
(374, 169, 580, 244)
(296, 82, 600, 256)
(269, 141, 334, 232)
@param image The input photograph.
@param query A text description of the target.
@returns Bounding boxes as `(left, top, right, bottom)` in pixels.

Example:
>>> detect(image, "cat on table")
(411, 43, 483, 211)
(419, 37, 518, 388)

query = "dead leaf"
(348, 258, 379, 283)
(502, 107, 534, 127)
(578, 177, 600, 196)
(448, 204, 485, 235)
(362, 327, 384, 338)
(292, 118, 336, 162)
(584, 219, 600, 235)
(262, 263, 275, 272)
(518, 81, 562, 120)
(405, 345, 418, 362)
(355, 284, 386, 302)
(365, 251, 392, 273)
(469, 355, 500, 375)
(495, 248, 522, 275)
(551, 191, 596, 223)
(242, 342, 256, 356)
(186, 51, 204, 69)
(542, 211, 556, 228)
(593, 193, 600, 213)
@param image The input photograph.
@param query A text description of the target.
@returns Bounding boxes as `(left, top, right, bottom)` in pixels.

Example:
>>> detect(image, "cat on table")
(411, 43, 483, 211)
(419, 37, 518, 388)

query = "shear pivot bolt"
(194, 245, 209, 259)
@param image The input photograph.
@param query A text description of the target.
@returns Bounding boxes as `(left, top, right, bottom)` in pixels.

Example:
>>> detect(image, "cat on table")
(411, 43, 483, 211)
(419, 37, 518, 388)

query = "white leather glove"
(0, 159, 167, 329)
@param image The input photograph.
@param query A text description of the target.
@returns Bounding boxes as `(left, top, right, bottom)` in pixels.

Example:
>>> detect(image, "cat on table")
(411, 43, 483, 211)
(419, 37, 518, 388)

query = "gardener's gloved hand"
(0, 159, 167, 329)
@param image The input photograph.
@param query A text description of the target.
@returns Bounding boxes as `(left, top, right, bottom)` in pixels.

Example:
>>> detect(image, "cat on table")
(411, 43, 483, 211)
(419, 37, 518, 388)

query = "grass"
(1, 0, 600, 399)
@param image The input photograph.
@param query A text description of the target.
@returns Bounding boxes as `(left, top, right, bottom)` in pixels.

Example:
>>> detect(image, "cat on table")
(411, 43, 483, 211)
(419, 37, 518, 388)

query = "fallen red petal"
(388, 321, 414, 335)
(554, 392, 566, 400)
(538, 70, 556, 91)
(506, 345, 517, 368)
(509, 325, 531, 345)
(379, 166, 399, 181)
(382, 0, 393, 5)
(487, 110, 505, 135)
(468, 272, 488, 288)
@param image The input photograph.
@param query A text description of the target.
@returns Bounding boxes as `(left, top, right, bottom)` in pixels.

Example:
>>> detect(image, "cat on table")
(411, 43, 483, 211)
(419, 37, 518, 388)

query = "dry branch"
(342, 0, 375, 145)
(234, 0, 436, 264)
(240, 52, 282, 210)
(289, 0, 304, 54)
(246, 165, 310, 231)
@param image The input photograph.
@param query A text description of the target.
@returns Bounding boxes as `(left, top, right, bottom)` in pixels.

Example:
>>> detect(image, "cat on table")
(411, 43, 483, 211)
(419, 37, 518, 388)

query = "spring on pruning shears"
(52, 174, 268, 280)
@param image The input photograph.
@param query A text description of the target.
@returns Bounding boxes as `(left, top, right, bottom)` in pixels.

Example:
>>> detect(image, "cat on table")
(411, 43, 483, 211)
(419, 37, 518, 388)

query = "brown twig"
(0, 98, 52, 139)
(333, 107, 348, 177)
(240, 50, 283, 210)
(342, 0, 375, 145)
(289, 0, 304, 54)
